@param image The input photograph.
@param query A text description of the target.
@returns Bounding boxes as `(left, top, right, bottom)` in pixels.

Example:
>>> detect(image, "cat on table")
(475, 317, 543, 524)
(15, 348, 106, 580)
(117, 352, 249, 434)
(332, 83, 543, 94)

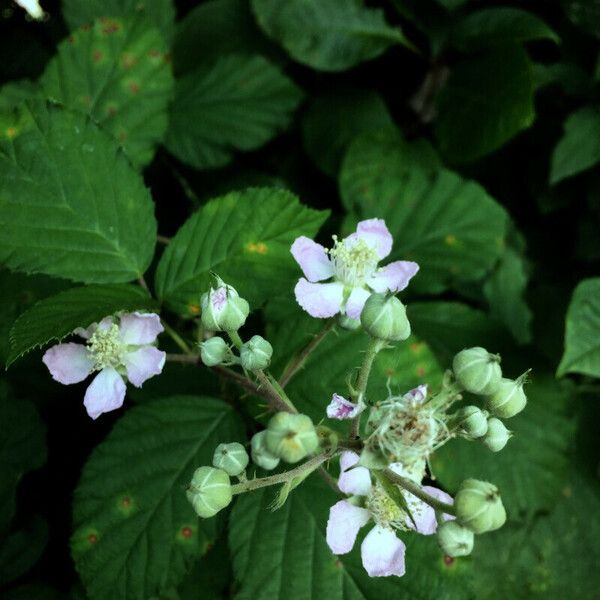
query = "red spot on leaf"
(128, 82, 140, 94)
(87, 533, 98, 544)
(443, 555, 455, 567)
(93, 50, 103, 63)
(181, 527, 193, 539)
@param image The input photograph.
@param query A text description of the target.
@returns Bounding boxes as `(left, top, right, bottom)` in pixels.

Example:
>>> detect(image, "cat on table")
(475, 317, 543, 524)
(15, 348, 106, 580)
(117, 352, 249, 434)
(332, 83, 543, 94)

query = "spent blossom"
(291, 219, 418, 319)
(42, 312, 165, 419)
(326, 452, 453, 577)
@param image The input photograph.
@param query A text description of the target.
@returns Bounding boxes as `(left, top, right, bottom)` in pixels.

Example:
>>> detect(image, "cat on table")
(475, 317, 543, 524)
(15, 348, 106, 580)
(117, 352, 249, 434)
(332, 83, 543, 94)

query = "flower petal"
(423, 485, 455, 523)
(119, 312, 164, 345)
(353, 219, 393, 259)
(327, 394, 364, 420)
(369, 261, 419, 293)
(339, 451, 372, 496)
(42, 343, 94, 385)
(345, 287, 371, 319)
(123, 347, 166, 387)
(403, 491, 437, 535)
(294, 279, 344, 318)
(326, 500, 370, 555)
(291, 236, 334, 282)
(361, 524, 406, 577)
(83, 368, 126, 420)
(388, 461, 426, 484)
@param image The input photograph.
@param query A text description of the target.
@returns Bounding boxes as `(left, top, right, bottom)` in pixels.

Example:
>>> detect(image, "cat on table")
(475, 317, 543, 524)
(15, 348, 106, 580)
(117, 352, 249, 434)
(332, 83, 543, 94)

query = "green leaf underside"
(340, 128, 507, 293)
(0, 390, 46, 534)
(557, 277, 600, 378)
(72, 396, 243, 600)
(230, 475, 472, 600)
(166, 54, 303, 170)
(451, 8, 559, 51)
(432, 375, 575, 517)
(7, 284, 155, 366)
(41, 16, 174, 168)
(435, 45, 535, 163)
(0, 101, 157, 283)
(550, 106, 600, 184)
(61, 0, 176, 41)
(251, 0, 411, 72)
(154, 187, 328, 315)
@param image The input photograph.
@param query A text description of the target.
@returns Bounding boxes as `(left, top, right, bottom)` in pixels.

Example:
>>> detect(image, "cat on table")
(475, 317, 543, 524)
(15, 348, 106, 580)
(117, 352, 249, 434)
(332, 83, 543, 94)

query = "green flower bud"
(484, 374, 528, 418)
(200, 336, 230, 367)
(201, 278, 249, 332)
(360, 293, 411, 342)
(265, 412, 319, 463)
(437, 520, 474, 558)
(186, 466, 232, 518)
(482, 417, 511, 452)
(250, 431, 280, 470)
(453, 347, 502, 395)
(338, 314, 361, 331)
(240, 335, 273, 370)
(453, 405, 489, 438)
(212, 442, 249, 476)
(455, 479, 506, 534)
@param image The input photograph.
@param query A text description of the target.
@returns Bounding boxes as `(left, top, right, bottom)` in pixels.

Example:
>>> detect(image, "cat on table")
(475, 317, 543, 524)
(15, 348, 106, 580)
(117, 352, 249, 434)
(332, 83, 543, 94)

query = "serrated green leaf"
(251, 0, 413, 72)
(41, 16, 174, 168)
(557, 278, 600, 378)
(432, 374, 575, 517)
(435, 45, 535, 163)
(72, 395, 244, 600)
(62, 0, 176, 42)
(450, 8, 559, 51)
(154, 187, 328, 315)
(166, 54, 303, 169)
(0, 389, 46, 534)
(229, 475, 472, 599)
(0, 101, 157, 283)
(173, 0, 277, 76)
(340, 128, 508, 293)
(302, 88, 394, 177)
(7, 284, 155, 366)
(550, 106, 600, 184)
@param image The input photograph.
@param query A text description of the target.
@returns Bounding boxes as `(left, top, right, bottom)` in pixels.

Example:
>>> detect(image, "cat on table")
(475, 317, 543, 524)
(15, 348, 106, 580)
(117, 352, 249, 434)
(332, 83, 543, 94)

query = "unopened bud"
(265, 412, 319, 463)
(201, 277, 249, 332)
(484, 374, 528, 418)
(455, 479, 506, 534)
(453, 347, 502, 395)
(200, 336, 230, 366)
(360, 293, 410, 341)
(250, 431, 280, 470)
(212, 442, 249, 476)
(482, 417, 511, 452)
(453, 405, 488, 438)
(186, 466, 232, 518)
(240, 335, 272, 370)
(437, 520, 474, 557)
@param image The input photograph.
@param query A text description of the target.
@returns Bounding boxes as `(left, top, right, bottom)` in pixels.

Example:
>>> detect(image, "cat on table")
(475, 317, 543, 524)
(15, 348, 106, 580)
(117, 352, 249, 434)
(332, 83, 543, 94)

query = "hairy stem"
(162, 321, 192, 354)
(254, 370, 297, 413)
(279, 319, 336, 388)
(231, 452, 334, 495)
(383, 468, 456, 516)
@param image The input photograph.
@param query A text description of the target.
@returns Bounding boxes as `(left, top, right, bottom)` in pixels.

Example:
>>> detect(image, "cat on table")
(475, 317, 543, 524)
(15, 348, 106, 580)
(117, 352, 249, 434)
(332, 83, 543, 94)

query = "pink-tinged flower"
(326, 452, 453, 577)
(326, 393, 365, 420)
(42, 312, 165, 420)
(403, 384, 428, 405)
(291, 219, 419, 319)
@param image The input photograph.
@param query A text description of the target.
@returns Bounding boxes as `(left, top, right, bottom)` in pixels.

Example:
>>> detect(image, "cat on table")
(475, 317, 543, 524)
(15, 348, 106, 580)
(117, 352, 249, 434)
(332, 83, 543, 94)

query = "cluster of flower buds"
(199, 333, 273, 370)
(449, 347, 529, 452)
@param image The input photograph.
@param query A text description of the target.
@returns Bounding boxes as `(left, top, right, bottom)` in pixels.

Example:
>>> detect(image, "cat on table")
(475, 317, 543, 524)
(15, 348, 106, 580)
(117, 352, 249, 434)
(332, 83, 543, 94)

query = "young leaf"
(72, 396, 243, 600)
(166, 54, 303, 170)
(340, 128, 508, 293)
(435, 45, 535, 163)
(7, 284, 156, 366)
(251, 0, 413, 72)
(41, 16, 174, 168)
(550, 106, 600, 184)
(557, 277, 600, 378)
(450, 8, 559, 51)
(154, 187, 328, 315)
(62, 0, 176, 41)
(0, 101, 157, 284)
